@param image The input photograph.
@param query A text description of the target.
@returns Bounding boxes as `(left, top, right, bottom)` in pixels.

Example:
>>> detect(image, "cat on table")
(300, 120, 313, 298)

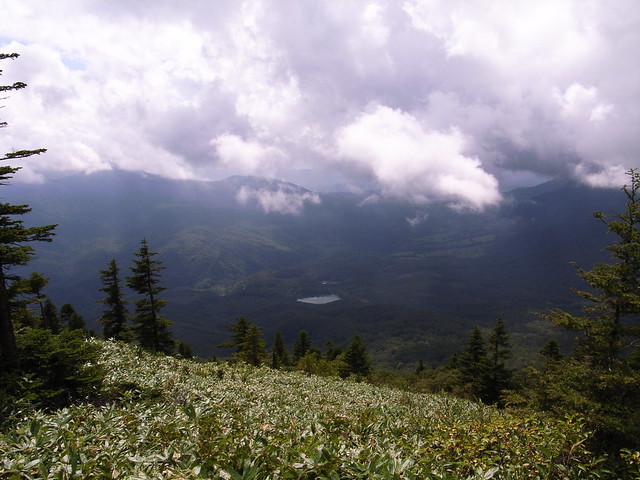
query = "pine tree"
(60, 304, 85, 331)
(218, 316, 253, 352)
(40, 298, 60, 333)
(342, 334, 372, 377)
(271, 330, 289, 368)
(241, 324, 267, 366)
(485, 317, 512, 404)
(293, 330, 312, 363)
(0, 53, 56, 370)
(546, 169, 640, 366)
(97, 259, 128, 340)
(459, 326, 489, 399)
(126, 239, 173, 353)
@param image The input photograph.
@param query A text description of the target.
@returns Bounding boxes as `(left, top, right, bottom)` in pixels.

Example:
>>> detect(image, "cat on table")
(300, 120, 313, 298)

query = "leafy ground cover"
(1, 340, 635, 479)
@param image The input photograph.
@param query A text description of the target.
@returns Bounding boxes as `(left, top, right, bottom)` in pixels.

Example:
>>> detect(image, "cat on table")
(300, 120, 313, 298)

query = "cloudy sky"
(0, 0, 638, 209)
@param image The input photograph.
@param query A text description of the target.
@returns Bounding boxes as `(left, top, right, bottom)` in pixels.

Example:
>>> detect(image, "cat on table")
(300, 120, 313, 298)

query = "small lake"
(297, 294, 341, 304)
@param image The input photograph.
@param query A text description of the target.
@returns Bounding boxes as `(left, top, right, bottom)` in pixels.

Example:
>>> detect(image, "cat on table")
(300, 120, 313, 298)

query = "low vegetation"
(2, 340, 635, 479)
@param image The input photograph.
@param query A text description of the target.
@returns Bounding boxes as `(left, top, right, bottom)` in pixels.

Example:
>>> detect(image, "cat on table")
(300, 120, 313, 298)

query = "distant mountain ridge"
(6, 170, 625, 368)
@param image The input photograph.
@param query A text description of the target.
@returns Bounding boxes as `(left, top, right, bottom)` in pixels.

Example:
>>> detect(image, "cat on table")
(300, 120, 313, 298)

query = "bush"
(13, 328, 104, 410)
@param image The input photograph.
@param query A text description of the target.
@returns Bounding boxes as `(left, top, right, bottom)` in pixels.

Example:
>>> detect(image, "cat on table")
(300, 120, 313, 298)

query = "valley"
(8, 170, 623, 368)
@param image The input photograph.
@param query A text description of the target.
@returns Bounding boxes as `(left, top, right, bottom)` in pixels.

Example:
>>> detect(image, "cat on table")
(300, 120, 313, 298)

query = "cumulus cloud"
(235, 185, 321, 215)
(336, 105, 501, 209)
(0, 0, 638, 200)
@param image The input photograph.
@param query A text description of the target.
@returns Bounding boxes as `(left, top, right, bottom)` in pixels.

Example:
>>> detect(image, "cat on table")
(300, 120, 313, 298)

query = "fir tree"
(271, 330, 289, 368)
(241, 324, 267, 366)
(485, 317, 512, 404)
(293, 330, 312, 363)
(126, 239, 173, 353)
(40, 299, 60, 333)
(60, 304, 85, 331)
(342, 334, 372, 377)
(218, 316, 253, 352)
(459, 326, 489, 399)
(98, 259, 128, 340)
(0, 53, 56, 370)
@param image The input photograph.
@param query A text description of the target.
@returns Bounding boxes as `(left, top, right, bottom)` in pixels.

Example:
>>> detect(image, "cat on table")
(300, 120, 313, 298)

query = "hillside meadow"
(2, 340, 637, 479)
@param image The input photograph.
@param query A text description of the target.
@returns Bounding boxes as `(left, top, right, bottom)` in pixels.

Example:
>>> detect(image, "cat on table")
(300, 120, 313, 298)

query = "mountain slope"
(6, 170, 624, 366)
(0, 339, 612, 478)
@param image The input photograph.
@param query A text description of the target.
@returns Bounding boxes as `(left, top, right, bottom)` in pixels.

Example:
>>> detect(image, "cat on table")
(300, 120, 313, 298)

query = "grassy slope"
(0, 341, 627, 479)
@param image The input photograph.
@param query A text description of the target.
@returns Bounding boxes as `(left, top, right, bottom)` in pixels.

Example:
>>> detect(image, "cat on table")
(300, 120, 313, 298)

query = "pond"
(296, 294, 341, 304)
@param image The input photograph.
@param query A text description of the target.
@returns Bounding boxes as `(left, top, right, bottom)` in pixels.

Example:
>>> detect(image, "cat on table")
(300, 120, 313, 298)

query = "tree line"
(218, 316, 372, 378)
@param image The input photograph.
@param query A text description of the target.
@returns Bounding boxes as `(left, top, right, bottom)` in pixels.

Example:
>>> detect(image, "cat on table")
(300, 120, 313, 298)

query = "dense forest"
(2, 53, 640, 477)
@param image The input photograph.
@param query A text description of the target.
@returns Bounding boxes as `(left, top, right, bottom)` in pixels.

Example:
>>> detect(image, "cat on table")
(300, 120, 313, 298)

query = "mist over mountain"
(7, 170, 624, 368)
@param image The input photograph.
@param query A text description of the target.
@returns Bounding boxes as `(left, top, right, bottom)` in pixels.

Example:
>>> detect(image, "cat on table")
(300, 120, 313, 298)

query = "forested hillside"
(9, 169, 624, 366)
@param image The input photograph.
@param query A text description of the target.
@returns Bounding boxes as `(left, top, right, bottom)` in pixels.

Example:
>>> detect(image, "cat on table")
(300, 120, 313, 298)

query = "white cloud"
(336, 105, 500, 209)
(235, 185, 321, 215)
(0, 0, 638, 197)
(212, 134, 285, 177)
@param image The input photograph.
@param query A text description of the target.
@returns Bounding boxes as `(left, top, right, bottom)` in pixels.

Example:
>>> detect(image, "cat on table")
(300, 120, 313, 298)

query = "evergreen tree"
(60, 304, 85, 331)
(0, 53, 56, 370)
(41, 298, 60, 333)
(218, 316, 253, 352)
(271, 330, 289, 368)
(175, 340, 193, 359)
(293, 330, 312, 363)
(540, 170, 640, 449)
(97, 259, 128, 340)
(485, 317, 512, 404)
(459, 326, 489, 400)
(241, 324, 267, 366)
(546, 169, 640, 366)
(342, 334, 372, 377)
(539, 339, 562, 363)
(324, 340, 344, 361)
(126, 239, 173, 353)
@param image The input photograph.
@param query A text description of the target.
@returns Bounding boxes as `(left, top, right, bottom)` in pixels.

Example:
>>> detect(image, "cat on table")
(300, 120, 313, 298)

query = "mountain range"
(5, 169, 625, 368)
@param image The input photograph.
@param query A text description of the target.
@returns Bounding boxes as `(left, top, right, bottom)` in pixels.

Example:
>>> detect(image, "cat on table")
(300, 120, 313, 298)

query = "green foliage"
(126, 238, 173, 353)
(2, 329, 104, 412)
(293, 330, 313, 363)
(0, 53, 56, 371)
(0, 340, 623, 478)
(537, 170, 640, 450)
(271, 330, 289, 368)
(341, 334, 372, 378)
(97, 258, 128, 340)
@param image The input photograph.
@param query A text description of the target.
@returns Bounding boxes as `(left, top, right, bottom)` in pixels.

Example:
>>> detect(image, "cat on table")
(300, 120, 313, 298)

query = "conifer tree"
(485, 317, 512, 404)
(342, 334, 372, 377)
(293, 330, 312, 363)
(126, 239, 173, 353)
(271, 330, 289, 368)
(60, 303, 85, 331)
(459, 326, 489, 399)
(40, 298, 59, 333)
(98, 259, 128, 340)
(241, 323, 267, 366)
(218, 316, 253, 352)
(0, 53, 56, 370)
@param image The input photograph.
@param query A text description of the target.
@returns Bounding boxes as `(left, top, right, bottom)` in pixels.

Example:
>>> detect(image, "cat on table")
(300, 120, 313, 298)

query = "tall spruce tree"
(293, 330, 312, 363)
(98, 259, 128, 340)
(342, 334, 371, 377)
(0, 53, 56, 370)
(126, 239, 173, 353)
(485, 317, 512, 404)
(241, 323, 267, 366)
(540, 169, 640, 449)
(271, 330, 289, 368)
(218, 316, 253, 352)
(459, 326, 490, 400)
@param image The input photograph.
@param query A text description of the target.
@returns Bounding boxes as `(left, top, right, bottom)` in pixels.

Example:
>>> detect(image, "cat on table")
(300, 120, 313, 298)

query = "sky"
(0, 0, 638, 210)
